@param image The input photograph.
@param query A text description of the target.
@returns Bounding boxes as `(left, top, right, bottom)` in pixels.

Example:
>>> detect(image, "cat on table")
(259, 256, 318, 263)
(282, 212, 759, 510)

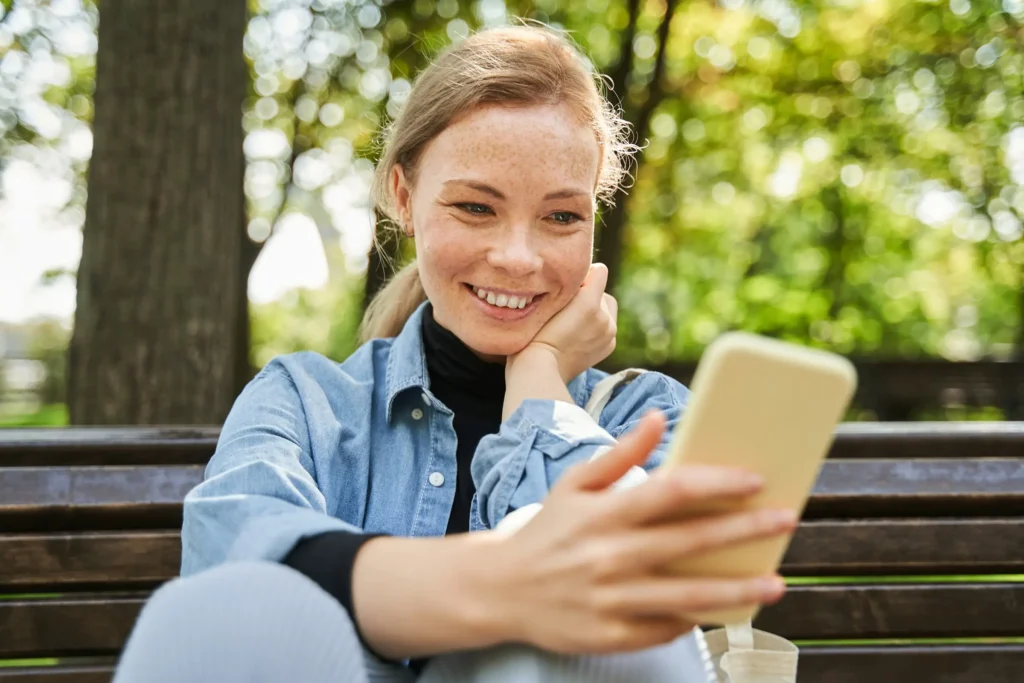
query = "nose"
(486, 222, 542, 277)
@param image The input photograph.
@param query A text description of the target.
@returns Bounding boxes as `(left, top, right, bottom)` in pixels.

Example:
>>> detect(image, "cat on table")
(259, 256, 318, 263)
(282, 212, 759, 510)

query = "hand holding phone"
(662, 332, 857, 625)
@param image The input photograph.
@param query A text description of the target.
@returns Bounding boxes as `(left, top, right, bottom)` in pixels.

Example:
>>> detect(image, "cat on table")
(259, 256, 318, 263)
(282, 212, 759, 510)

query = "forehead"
(419, 103, 601, 187)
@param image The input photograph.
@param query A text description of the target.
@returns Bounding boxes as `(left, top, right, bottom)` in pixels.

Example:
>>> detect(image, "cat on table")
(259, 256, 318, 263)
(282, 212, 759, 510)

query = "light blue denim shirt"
(181, 303, 691, 577)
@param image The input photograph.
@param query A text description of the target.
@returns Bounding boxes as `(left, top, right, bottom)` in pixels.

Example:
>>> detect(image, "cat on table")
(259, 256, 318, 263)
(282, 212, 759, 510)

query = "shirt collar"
(384, 301, 432, 422)
(383, 300, 594, 421)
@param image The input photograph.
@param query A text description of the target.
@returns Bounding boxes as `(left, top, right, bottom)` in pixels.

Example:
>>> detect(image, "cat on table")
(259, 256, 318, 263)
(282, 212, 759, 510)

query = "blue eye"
(550, 211, 582, 224)
(456, 203, 493, 216)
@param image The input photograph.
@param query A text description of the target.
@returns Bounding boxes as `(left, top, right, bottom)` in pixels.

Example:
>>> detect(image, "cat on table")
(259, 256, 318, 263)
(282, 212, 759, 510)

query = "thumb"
(583, 263, 609, 302)
(559, 410, 666, 492)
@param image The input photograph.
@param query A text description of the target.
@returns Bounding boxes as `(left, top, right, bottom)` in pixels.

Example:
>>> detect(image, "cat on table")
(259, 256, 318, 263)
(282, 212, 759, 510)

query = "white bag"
(699, 621, 798, 683)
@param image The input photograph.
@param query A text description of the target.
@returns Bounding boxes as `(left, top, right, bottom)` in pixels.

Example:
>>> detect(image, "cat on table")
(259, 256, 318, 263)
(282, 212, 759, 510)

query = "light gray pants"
(113, 561, 713, 683)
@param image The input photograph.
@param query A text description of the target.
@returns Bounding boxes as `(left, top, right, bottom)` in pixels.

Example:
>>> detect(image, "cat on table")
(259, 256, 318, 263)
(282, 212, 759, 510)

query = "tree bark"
(68, 0, 247, 425)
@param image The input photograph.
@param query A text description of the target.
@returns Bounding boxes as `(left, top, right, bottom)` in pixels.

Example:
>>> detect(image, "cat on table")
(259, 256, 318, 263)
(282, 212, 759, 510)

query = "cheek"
(415, 217, 476, 289)
(547, 235, 593, 298)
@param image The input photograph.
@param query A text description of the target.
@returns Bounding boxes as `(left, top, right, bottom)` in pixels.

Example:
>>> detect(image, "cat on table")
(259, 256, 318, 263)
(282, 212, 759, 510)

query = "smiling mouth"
(463, 284, 544, 310)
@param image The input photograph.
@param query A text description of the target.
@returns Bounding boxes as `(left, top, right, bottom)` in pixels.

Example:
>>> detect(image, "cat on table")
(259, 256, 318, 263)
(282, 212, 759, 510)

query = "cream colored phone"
(663, 332, 857, 625)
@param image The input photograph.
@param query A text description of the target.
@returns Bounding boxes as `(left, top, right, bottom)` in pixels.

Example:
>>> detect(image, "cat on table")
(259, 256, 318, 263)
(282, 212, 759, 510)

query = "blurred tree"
(67, 0, 247, 424)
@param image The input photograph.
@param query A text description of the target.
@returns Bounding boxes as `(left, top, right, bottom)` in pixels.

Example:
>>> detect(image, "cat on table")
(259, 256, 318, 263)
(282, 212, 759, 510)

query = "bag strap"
(726, 622, 755, 651)
(584, 368, 647, 420)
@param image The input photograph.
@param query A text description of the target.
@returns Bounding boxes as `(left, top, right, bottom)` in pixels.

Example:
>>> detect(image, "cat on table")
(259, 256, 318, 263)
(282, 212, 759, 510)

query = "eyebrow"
(443, 179, 590, 201)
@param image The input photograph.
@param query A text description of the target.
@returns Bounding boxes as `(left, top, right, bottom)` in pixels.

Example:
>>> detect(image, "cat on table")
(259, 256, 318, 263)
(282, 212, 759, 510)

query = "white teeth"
(472, 286, 536, 309)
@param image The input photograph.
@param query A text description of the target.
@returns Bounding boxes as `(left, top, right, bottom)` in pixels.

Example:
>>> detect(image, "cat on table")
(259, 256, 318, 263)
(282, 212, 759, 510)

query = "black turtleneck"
(282, 304, 505, 663)
(421, 303, 506, 532)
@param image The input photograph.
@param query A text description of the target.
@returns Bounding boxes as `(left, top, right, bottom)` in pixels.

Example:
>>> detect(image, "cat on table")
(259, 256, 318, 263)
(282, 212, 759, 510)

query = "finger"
(597, 574, 786, 618)
(558, 411, 665, 492)
(590, 616, 693, 654)
(583, 263, 609, 304)
(608, 464, 764, 527)
(615, 506, 798, 571)
(602, 293, 618, 322)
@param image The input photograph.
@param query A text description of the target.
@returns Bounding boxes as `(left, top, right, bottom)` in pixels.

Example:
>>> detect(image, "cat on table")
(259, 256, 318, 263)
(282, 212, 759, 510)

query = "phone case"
(663, 332, 857, 625)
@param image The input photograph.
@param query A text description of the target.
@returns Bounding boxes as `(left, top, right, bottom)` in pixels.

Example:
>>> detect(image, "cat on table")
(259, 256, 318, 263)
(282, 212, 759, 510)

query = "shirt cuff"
(282, 531, 395, 662)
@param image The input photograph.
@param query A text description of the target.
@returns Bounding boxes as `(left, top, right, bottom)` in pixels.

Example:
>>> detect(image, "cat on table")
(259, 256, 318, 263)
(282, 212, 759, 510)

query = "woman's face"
(391, 103, 600, 360)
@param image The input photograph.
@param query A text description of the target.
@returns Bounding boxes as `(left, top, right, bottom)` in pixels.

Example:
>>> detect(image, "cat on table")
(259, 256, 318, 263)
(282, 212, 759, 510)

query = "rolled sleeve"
(471, 373, 690, 530)
(180, 360, 361, 577)
(471, 399, 617, 530)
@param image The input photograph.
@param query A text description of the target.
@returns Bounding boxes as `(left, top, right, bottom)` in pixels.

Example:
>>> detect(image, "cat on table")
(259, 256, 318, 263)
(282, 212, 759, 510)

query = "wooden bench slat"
(0, 467, 203, 532)
(0, 658, 116, 683)
(4, 423, 1024, 467)
(0, 428, 218, 467)
(756, 583, 1024, 640)
(805, 458, 1024, 517)
(798, 644, 1024, 683)
(3, 458, 1021, 532)
(0, 532, 180, 590)
(781, 518, 1024, 575)
(0, 595, 146, 659)
(829, 422, 1024, 459)
(6, 582, 1021, 659)
(1, 647, 1020, 683)
(4, 517, 1021, 591)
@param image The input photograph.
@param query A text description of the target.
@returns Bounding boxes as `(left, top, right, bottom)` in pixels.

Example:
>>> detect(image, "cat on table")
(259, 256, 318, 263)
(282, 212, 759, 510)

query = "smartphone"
(662, 332, 857, 625)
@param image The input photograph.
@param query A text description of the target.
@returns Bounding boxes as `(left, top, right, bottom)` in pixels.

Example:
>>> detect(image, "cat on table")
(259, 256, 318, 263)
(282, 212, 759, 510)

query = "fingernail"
(770, 509, 798, 527)
(743, 473, 764, 489)
(760, 576, 786, 597)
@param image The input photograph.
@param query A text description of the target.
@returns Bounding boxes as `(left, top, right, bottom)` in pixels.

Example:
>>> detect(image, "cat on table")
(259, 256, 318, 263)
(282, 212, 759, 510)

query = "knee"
(117, 562, 367, 683)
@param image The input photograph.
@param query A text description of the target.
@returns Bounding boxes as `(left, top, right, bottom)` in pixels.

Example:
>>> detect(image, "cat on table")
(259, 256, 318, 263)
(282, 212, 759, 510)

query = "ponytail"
(359, 260, 427, 342)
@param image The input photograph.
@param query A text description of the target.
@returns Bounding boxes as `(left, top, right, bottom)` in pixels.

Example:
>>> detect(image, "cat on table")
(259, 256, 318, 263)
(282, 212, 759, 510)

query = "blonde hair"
(359, 24, 635, 342)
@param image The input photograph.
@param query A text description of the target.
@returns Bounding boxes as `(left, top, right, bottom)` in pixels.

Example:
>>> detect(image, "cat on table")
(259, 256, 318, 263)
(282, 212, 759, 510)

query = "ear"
(390, 164, 413, 230)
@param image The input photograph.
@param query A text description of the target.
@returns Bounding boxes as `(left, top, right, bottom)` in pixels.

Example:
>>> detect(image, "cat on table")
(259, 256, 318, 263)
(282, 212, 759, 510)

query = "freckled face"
(391, 103, 600, 359)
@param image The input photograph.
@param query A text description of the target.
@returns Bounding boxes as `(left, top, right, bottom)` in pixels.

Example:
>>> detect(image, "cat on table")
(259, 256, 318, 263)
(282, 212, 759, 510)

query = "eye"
(454, 202, 494, 216)
(549, 211, 583, 225)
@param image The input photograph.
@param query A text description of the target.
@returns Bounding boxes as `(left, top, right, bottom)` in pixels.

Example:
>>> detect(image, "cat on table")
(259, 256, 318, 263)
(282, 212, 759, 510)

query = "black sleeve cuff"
(282, 531, 392, 658)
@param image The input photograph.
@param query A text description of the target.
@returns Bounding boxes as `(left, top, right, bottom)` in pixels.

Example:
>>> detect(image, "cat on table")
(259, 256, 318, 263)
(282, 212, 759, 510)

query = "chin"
(459, 329, 535, 360)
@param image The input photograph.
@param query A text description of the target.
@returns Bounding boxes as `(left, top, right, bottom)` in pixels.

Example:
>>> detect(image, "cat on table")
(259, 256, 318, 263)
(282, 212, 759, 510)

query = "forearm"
(350, 532, 513, 659)
(503, 346, 574, 420)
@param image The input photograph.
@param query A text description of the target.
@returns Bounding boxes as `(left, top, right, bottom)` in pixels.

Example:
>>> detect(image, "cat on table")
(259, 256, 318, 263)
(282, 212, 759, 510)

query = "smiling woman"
(360, 25, 635, 351)
(113, 23, 794, 683)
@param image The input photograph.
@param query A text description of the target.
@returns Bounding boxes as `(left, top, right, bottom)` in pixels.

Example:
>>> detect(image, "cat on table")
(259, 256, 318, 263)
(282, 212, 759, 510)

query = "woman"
(113, 25, 795, 683)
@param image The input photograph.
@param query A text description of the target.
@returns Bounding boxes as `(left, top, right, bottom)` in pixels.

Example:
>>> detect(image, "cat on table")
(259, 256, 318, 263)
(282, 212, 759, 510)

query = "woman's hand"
(510, 263, 617, 383)
(488, 411, 796, 655)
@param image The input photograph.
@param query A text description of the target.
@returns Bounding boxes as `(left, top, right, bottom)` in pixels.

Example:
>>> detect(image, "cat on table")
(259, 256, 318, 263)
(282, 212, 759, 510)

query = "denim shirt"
(180, 303, 691, 577)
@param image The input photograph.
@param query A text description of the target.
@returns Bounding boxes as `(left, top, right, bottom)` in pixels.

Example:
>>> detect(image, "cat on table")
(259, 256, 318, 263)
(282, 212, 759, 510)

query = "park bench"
(1, 423, 1023, 682)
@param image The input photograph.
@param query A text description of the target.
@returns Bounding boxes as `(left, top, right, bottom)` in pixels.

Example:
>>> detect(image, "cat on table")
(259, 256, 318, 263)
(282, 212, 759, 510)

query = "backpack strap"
(584, 368, 647, 420)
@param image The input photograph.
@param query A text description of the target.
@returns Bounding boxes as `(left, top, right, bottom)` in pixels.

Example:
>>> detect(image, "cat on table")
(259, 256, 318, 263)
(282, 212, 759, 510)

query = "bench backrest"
(1, 424, 1023, 682)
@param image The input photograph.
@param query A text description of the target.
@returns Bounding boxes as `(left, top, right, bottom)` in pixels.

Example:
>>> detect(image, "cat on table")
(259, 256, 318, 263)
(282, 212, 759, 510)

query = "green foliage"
(5, 0, 1024, 381)
(0, 403, 68, 427)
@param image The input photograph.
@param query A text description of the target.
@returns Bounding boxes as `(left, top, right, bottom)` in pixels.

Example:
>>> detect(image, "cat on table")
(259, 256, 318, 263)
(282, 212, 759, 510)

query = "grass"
(786, 574, 1024, 585)
(0, 404, 68, 427)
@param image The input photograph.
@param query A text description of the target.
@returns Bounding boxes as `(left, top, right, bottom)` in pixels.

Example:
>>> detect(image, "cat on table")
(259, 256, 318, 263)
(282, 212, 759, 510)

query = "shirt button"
(411, 408, 424, 420)
(428, 472, 445, 487)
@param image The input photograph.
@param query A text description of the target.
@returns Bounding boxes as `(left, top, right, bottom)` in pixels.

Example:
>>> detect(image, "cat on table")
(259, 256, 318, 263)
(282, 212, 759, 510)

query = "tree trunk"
(68, 0, 247, 425)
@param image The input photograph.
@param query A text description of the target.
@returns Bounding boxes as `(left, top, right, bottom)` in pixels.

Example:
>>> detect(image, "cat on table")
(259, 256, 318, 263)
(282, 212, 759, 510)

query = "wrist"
(507, 342, 569, 383)
(454, 531, 522, 646)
